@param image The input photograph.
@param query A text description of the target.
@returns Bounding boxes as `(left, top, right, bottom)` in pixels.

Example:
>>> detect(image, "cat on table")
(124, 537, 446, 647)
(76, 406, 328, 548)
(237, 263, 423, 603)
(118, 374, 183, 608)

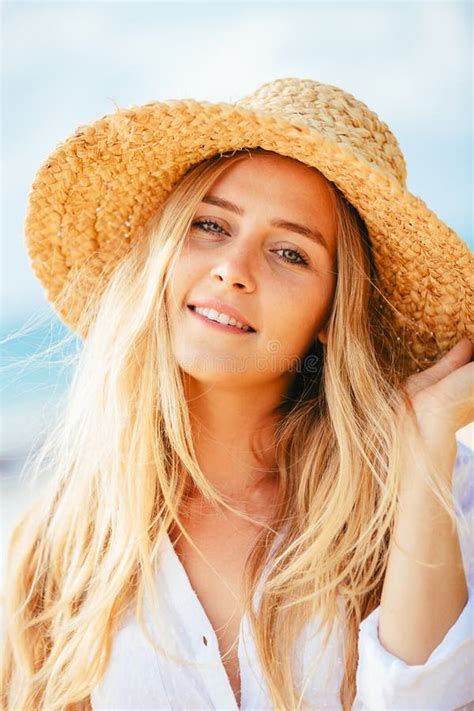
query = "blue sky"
(2, 0, 472, 325)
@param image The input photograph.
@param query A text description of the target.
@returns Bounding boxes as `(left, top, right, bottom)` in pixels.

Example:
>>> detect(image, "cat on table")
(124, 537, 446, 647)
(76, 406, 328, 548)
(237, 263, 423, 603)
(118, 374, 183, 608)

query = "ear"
(316, 329, 328, 344)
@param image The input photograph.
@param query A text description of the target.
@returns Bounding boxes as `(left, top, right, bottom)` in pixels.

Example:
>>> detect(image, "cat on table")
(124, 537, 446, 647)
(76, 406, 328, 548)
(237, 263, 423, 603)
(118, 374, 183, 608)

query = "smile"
(187, 305, 256, 335)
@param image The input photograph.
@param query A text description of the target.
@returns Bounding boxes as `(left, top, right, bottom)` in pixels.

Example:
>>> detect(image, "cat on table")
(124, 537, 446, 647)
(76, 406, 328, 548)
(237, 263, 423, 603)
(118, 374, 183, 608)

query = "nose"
(210, 244, 256, 292)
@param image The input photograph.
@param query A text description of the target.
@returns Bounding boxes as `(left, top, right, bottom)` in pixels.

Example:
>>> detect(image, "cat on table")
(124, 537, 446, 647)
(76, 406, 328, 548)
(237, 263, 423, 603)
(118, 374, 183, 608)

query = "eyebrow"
(201, 195, 329, 250)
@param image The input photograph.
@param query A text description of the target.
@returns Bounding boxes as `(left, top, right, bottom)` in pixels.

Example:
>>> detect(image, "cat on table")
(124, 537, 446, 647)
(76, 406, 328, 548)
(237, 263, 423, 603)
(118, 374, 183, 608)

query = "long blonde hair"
(2, 149, 429, 709)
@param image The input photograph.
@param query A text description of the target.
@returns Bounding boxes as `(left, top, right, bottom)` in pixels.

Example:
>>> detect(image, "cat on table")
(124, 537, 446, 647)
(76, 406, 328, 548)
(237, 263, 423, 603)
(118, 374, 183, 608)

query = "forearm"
(379, 436, 468, 665)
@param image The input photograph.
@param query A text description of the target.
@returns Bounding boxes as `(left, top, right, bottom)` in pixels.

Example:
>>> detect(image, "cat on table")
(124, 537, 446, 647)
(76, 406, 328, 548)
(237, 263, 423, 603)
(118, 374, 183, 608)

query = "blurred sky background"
(1, 0, 473, 570)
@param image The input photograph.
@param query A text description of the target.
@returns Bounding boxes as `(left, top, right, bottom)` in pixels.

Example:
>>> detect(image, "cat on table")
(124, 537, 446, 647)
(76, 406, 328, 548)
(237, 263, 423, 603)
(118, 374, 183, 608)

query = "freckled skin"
(166, 153, 338, 390)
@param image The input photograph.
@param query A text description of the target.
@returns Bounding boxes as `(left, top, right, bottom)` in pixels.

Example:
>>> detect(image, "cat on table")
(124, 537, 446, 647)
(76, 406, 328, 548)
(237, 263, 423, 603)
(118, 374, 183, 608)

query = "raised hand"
(405, 338, 473, 442)
(378, 339, 472, 665)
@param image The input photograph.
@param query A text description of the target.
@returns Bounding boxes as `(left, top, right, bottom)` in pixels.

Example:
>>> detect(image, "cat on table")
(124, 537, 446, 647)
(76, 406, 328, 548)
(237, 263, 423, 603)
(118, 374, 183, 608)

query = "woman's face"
(165, 152, 338, 388)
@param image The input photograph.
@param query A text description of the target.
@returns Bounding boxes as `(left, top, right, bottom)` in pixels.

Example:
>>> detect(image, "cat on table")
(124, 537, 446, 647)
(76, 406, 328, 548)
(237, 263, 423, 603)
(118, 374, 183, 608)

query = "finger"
(406, 338, 473, 397)
(414, 360, 474, 431)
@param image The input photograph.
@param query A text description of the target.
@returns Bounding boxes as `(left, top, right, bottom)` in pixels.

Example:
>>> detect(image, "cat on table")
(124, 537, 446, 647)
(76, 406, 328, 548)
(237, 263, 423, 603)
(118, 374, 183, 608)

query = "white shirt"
(91, 443, 474, 710)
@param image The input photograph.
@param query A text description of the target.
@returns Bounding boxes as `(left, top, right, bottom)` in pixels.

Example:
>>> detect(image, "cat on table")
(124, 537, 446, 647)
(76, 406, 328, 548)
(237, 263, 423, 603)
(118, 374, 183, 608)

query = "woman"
(2, 78, 473, 710)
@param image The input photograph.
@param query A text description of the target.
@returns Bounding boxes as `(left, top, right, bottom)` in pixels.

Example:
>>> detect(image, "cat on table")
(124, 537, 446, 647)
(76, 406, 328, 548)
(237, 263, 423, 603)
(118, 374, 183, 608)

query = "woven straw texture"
(25, 78, 473, 369)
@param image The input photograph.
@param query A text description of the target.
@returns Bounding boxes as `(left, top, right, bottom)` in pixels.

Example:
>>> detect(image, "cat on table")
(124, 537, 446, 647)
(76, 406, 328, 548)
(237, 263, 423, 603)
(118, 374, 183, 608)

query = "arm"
(379, 436, 467, 663)
(378, 339, 473, 664)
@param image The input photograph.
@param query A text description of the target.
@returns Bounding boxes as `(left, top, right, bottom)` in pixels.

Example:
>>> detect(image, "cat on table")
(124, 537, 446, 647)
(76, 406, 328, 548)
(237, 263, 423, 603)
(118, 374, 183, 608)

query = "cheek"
(165, 255, 197, 312)
(268, 275, 335, 340)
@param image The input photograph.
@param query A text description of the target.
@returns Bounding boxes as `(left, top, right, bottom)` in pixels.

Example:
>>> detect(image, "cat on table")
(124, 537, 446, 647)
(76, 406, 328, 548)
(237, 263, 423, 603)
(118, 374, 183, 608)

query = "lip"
(187, 298, 256, 331)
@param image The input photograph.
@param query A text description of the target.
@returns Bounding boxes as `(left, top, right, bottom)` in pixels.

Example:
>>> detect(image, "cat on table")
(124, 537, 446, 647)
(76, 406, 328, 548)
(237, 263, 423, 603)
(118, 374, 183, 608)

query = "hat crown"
(236, 78, 407, 186)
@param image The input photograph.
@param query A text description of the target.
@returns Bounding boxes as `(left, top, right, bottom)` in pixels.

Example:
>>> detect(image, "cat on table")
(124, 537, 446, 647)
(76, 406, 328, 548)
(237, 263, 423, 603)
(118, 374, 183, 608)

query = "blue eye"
(191, 219, 226, 234)
(273, 248, 309, 267)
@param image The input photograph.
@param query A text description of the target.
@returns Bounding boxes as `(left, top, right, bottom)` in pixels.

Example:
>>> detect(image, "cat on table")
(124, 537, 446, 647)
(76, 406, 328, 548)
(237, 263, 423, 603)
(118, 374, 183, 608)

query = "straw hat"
(24, 77, 473, 370)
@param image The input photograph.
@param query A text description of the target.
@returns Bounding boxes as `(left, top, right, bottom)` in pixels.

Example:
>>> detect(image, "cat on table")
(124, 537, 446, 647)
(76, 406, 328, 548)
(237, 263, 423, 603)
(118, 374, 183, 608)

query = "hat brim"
(25, 99, 473, 368)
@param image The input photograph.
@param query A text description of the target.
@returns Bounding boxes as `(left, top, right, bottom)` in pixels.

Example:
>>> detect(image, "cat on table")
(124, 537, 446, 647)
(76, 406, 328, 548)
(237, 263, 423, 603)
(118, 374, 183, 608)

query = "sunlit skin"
(380, 338, 472, 663)
(166, 152, 338, 502)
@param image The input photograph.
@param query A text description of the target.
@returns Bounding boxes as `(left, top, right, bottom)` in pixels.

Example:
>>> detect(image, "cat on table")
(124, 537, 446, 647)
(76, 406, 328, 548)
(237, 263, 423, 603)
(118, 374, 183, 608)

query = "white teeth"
(193, 306, 251, 331)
